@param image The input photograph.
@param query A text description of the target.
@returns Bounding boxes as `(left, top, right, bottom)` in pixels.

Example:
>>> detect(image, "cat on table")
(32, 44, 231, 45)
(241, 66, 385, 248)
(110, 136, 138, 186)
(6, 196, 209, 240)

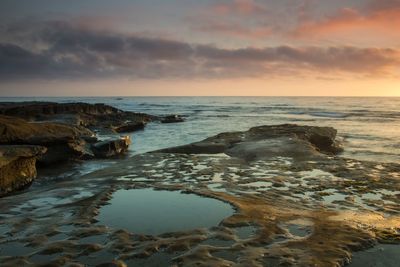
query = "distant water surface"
(1, 96, 399, 163)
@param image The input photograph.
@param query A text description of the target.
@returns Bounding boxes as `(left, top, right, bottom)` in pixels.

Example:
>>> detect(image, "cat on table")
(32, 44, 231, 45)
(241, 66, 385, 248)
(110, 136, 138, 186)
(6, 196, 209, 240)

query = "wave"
(309, 112, 350, 118)
(285, 110, 350, 118)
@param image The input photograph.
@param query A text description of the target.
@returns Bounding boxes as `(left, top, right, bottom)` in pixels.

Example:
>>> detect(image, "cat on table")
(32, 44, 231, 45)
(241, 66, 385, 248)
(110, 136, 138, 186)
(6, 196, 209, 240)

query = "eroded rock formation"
(0, 102, 154, 133)
(0, 145, 46, 196)
(0, 115, 132, 194)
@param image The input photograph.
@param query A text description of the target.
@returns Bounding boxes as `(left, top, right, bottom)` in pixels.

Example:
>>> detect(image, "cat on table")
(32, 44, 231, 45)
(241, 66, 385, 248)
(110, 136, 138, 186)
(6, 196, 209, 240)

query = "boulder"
(247, 124, 342, 154)
(92, 136, 131, 158)
(39, 139, 96, 165)
(0, 145, 47, 196)
(0, 115, 133, 165)
(0, 115, 97, 164)
(0, 115, 96, 145)
(154, 124, 342, 161)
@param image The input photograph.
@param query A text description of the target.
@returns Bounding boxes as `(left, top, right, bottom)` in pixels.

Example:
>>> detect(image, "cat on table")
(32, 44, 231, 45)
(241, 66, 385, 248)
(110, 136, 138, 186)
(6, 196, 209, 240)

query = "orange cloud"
(292, 5, 400, 42)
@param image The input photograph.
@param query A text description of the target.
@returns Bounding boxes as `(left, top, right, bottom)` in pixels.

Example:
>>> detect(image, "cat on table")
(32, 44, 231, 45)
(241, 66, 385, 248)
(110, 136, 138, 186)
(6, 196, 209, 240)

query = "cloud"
(292, 0, 400, 41)
(210, 0, 269, 16)
(192, 21, 273, 39)
(189, 0, 400, 45)
(187, 0, 274, 39)
(0, 19, 399, 81)
(367, 0, 400, 11)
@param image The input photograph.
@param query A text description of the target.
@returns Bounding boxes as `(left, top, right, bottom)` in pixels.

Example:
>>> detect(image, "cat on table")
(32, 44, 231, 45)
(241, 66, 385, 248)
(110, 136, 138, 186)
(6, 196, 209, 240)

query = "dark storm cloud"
(0, 20, 399, 81)
(0, 43, 95, 79)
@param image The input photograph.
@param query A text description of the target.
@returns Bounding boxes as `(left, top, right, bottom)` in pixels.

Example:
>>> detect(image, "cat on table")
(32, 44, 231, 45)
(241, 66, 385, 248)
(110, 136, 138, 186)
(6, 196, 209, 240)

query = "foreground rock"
(0, 124, 399, 266)
(0, 115, 97, 164)
(0, 102, 154, 133)
(0, 115, 133, 164)
(0, 115, 133, 195)
(156, 124, 342, 161)
(0, 145, 46, 196)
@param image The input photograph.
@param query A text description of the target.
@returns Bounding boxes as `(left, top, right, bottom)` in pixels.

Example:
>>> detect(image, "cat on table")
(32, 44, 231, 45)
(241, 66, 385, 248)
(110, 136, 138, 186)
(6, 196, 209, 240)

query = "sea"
(0, 96, 399, 266)
(2, 96, 399, 163)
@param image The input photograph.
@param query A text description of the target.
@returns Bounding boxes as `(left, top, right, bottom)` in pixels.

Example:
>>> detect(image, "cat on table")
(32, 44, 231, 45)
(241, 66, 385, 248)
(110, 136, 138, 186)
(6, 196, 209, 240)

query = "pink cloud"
(188, 0, 273, 39)
(292, 3, 400, 41)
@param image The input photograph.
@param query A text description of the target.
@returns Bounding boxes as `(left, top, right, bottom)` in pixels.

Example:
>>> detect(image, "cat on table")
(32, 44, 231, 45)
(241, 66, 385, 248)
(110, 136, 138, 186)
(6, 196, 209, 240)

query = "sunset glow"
(0, 0, 399, 96)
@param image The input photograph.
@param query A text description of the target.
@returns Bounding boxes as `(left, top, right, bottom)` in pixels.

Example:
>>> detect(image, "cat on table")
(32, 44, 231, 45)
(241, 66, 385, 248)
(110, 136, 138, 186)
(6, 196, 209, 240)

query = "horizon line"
(0, 95, 399, 98)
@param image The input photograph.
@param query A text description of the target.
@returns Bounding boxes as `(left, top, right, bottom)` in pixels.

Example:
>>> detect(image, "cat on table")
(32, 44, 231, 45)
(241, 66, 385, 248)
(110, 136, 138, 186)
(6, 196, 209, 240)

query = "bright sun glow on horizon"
(0, 79, 399, 97)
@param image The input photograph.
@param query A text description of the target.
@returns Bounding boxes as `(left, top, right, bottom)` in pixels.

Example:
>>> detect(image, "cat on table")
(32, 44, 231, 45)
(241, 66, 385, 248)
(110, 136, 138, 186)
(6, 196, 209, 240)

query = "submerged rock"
(0, 145, 46, 196)
(113, 122, 146, 133)
(155, 124, 342, 161)
(161, 114, 185, 123)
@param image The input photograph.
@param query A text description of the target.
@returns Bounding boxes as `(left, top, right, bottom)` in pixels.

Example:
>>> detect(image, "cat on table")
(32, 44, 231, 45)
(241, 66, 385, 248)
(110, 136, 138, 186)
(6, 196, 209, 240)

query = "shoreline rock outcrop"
(0, 115, 134, 164)
(0, 102, 154, 133)
(155, 124, 343, 161)
(0, 101, 170, 196)
(0, 114, 133, 195)
(0, 115, 97, 164)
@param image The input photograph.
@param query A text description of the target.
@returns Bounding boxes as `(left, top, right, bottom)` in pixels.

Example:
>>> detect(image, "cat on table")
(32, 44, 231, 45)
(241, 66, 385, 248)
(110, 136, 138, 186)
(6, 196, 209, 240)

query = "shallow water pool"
(97, 188, 234, 235)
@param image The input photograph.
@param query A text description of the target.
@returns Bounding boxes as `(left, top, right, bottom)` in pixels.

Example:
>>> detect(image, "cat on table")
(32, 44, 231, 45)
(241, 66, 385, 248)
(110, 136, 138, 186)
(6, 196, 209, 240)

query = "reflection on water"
(348, 244, 400, 267)
(0, 241, 35, 257)
(235, 226, 257, 240)
(97, 189, 234, 235)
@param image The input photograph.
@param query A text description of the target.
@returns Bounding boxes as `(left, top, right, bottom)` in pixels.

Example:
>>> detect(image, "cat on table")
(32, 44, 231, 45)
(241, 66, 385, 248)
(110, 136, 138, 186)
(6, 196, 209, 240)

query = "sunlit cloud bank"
(0, 0, 399, 96)
(1, 19, 399, 82)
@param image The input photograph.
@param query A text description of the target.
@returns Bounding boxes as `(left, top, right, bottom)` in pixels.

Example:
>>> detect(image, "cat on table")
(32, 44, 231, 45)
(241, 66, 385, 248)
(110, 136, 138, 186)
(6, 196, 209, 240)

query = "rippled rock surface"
(0, 125, 399, 266)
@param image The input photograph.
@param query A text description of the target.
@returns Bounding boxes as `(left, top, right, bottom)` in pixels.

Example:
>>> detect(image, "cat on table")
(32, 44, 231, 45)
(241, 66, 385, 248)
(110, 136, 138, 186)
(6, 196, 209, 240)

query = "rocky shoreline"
(0, 102, 399, 266)
(0, 102, 182, 196)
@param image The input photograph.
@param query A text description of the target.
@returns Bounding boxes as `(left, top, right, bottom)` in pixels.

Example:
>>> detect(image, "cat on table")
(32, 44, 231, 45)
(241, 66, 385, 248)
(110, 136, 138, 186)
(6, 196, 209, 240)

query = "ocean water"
(1, 96, 400, 163)
(1, 96, 399, 266)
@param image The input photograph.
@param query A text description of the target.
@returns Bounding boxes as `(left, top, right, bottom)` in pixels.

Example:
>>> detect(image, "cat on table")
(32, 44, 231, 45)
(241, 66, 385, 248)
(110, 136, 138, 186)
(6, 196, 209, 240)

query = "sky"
(0, 0, 399, 96)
